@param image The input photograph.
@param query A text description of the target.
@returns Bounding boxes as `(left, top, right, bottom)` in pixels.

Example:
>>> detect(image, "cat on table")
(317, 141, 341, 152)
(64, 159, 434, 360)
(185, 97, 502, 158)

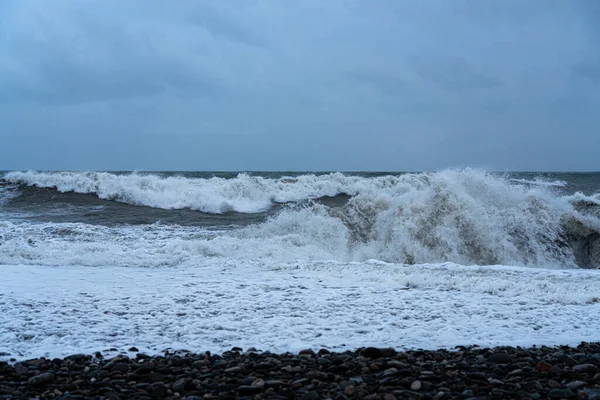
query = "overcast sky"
(1, 0, 599, 171)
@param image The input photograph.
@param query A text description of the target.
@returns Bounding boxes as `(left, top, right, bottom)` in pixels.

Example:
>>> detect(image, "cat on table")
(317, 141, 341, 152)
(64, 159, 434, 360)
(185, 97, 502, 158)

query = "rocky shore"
(1, 343, 600, 400)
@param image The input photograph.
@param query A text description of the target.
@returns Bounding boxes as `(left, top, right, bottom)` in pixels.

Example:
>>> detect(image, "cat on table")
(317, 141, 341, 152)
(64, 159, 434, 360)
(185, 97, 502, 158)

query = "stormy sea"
(1, 169, 599, 361)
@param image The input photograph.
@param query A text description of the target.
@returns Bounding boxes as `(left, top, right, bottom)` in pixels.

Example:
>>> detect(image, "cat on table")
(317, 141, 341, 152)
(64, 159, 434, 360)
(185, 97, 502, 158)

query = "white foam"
(1, 261, 598, 361)
(1, 169, 599, 269)
(7, 170, 574, 214)
(4, 171, 374, 213)
(510, 178, 568, 187)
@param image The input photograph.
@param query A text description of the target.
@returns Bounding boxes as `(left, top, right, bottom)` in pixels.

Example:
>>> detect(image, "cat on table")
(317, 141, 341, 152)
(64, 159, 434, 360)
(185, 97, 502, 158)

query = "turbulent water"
(1, 170, 599, 360)
(1, 169, 599, 269)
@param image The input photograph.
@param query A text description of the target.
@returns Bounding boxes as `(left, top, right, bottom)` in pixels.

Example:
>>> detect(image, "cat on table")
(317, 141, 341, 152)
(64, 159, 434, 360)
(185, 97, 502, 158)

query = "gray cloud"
(0, 0, 598, 171)
(417, 59, 503, 93)
(573, 63, 600, 83)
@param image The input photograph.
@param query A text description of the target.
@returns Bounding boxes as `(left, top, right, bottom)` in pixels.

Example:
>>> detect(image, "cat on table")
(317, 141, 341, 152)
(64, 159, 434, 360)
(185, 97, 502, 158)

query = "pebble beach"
(2, 343, 600, 399)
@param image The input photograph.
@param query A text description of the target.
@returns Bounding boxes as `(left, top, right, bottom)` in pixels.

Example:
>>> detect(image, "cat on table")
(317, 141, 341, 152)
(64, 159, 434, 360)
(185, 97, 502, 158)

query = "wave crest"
(4, 171, 372, 213)
(1, 169, 599, 268)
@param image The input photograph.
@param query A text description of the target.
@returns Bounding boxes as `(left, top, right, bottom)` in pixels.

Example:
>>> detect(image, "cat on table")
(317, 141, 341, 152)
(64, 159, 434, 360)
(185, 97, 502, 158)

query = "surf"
(1, 169, 599, 269)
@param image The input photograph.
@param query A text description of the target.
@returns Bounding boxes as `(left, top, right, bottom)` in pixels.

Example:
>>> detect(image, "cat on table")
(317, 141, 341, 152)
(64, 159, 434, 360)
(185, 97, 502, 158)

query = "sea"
(1, 169, 599, 361)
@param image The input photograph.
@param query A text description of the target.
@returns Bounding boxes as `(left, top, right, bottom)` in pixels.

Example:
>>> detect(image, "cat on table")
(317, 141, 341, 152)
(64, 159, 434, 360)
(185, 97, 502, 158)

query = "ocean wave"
(0, 183, 19, 206)
(3, 171, 379, 213)
(510, 178, 568, 187)
(1, 169, 599, 269)
(2, 171, 579, 214)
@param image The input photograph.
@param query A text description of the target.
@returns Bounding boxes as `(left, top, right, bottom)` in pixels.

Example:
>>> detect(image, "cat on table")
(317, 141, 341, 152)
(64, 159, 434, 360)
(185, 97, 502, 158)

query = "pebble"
(299, 349, 316, 356)
(488, 353, 512, 364)
(508, 368, 523, 375)
(433, 391, 445, 400)
(566, 380, 585, 390)
(172, 378, 188, 393)
(573, 363, 598, 373)
(548, 379, 561, 388)
(547, 388, 576, 399)
(387, 360, 409, 369)
(27, 372, 54, 386)
(302, 391, 322, 400)
(13, 364, 28, 375)
(536, 361, 553, 371)
(361, 347, 384, 359)
(344, 385, 356, 396)
(251, 379, 265, 389)
(150, 384, 169, 398)
(0, 343, 598, 399)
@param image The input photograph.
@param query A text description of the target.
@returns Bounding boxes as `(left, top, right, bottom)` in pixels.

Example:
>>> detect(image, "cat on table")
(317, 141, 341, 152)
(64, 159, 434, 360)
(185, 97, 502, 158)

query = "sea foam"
(2, 169, 599, 268)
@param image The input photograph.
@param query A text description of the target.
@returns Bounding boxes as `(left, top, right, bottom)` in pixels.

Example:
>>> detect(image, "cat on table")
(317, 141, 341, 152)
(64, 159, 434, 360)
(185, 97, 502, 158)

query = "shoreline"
(1, 343, 599, 399)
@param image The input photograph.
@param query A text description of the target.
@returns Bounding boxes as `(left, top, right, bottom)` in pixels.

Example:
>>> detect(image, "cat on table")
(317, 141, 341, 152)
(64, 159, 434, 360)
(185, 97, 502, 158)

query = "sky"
(0, 0, 599, 171)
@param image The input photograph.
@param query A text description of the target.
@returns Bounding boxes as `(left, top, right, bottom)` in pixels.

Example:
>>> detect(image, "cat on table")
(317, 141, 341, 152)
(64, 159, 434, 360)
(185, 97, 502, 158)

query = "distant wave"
(510, 178, 568, 187)
(1, 169, 599, 269)
(3, 171, 416, 214)
(2, 171, 574, 214)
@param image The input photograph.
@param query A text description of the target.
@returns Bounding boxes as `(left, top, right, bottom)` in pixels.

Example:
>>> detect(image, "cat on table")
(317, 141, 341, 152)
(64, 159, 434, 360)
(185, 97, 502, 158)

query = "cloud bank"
(0, 0, 598, 171)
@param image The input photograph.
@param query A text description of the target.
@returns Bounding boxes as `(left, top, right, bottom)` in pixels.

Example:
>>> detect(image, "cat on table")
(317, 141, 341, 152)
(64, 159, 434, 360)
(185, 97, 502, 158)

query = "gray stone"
(66, 354, 89, 362)
(251, 379, 265, 389)
(566, 380, 586, 390)
(488, 353, 512, 364)
(380, 348, 397, 357)
(265, 380, 284, 387)
(172, 378, 188, 393)
(547, 389, 575, 399)
(151, 384, 169, 398)
(28, 372, 54, 386)
(361, 347, 383, 359)
(548, 380, 560, 388)
(14, 364, 28, 375)
(344, 385, 355, 396)
(301, 391, 322, 400)
(28, 359, 46, 367)
(238, 386, 262, 395)
(388, 360, 409, 369)
(572, 363, 598, 373)
(111, 363, 129, 373)
(299, 349, 316, 356)
(508, 368, 522, 375)
(557, 355, 578, 366)
(433, 391, 445, 400)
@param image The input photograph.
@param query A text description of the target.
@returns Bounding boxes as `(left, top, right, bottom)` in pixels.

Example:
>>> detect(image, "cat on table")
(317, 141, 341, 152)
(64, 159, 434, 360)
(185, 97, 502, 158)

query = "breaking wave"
(510, 178, 568, 187)
(3, 171, 372, 213)
(1, 169, 599, 269)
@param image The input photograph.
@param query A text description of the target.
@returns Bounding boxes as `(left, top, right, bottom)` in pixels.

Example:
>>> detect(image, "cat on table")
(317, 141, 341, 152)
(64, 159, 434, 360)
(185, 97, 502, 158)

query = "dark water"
(1, 170, 599, 268)
(0, 171, 598, 228)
